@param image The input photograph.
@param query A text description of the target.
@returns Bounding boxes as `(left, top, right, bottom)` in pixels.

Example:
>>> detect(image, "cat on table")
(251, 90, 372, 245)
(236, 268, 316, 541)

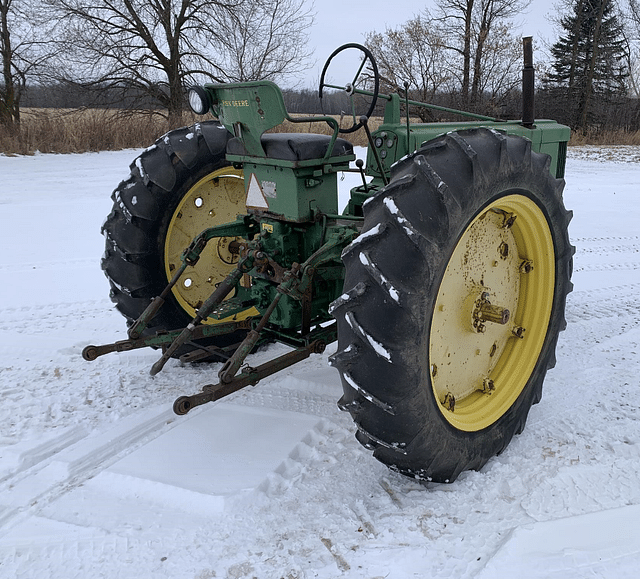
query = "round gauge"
(380, 149, 387, 159)
(387, 138, 395, 148)
(374, 137, 383, 148)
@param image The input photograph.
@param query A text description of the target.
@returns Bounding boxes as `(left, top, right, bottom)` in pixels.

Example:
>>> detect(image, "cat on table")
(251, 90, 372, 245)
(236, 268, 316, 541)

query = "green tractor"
(86, 41, 573, 483)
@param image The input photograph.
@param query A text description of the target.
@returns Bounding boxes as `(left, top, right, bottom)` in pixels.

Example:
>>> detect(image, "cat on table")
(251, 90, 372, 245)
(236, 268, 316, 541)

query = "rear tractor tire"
(102, 121, 254, 357)
(331, 128, 573, 483)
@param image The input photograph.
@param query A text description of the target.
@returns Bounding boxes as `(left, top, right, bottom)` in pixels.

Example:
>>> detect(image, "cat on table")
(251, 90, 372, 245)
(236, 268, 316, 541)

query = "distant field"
(1, 107, 638, 155)
(0, 108, 379, 155)
(1, 108, 183, 155)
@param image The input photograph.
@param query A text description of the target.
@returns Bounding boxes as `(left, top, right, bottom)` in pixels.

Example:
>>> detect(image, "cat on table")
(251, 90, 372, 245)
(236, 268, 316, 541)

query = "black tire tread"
(332, 127, 573, 482)
(101, 121, 241, 352)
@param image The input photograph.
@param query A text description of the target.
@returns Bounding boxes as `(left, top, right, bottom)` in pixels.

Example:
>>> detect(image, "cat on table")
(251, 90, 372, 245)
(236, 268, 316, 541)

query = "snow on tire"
(330, 128, 574, 483)
(101, 121, 250, 357)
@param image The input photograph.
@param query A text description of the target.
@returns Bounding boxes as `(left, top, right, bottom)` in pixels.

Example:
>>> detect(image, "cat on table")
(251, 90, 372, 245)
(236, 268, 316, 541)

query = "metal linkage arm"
(82, 319, 252, 362)
(173, 340, 327, 415)
(169, 228, 358, 414)
(127, 216, 257, 340)
(209, 229, 359, 386)
(149, 254, 255, 376)
(278, 228, 359, 301)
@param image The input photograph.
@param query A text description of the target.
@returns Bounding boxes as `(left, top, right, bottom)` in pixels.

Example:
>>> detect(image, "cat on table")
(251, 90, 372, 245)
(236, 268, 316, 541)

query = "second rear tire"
(102, 121, 255, 357)
(331, 128, 573, 482)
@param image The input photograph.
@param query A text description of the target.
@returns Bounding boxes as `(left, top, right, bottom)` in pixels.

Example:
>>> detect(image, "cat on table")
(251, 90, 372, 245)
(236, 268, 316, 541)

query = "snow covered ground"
(0, 144, 638, 578)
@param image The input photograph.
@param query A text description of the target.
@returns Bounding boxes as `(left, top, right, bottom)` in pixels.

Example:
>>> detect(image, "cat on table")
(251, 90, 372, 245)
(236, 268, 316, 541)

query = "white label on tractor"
(246, 173, 269, 210)
(262, 180, 277, 199)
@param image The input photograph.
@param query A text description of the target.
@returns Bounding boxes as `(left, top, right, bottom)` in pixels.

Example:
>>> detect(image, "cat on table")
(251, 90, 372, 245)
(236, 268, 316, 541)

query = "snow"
(345, 310, 393, 363)
(383, 195, 423, 243)
(340, 371, 395, 415)
(341, 222, 384, 256)
(0, 146, 639, 577)
(358, 251, 401, 303)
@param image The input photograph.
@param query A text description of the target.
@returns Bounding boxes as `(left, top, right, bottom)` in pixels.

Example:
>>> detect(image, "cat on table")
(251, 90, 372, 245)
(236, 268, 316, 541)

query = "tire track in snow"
(235, 384, 340, 419)
(0, 300, 114, 327)
(0, 405, 184, 537)
(0, 340, 343, 539)
(571, 236, 640, 277)
(522, 283, 639, 433)
(0, 299, 110, 316)
(574, 262, 640, 273)
(0, 534, 133, 574)
(0, 299, 117, 342)
(572, 235, 640, 243)
(576, 244, 640, 255)
(565, 284, 640, 323)
(571, 236, 640, 259)
(0, 258, 98, 273)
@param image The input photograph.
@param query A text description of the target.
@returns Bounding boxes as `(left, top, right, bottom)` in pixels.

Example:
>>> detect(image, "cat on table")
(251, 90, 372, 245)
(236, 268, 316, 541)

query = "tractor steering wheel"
(319, 43, 380, 134)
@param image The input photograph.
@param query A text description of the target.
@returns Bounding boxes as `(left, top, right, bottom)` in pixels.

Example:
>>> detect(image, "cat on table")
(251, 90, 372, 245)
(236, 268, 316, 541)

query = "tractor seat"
(227, 133, 354, 162)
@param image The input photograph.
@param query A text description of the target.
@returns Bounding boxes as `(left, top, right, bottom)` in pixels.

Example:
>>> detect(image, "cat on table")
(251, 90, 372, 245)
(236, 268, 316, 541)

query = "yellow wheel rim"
(164, 167, 255, 323)
(429, 194, 555, 431)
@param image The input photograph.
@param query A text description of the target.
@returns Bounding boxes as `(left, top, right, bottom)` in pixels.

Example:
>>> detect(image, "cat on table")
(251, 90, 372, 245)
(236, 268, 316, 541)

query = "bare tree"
(45, 0, 314, 123)
(625, 0, 640, 96)
(0, 0, 17, 128)
(434, 0, 529, 105)
(434, 0, 475, 101)
(366, 6, 524, 114)
(366, 16, 454, 118)
(213, 0, 314, 82)
(1, 0, 49, 130)
(470, 23, 524, 109)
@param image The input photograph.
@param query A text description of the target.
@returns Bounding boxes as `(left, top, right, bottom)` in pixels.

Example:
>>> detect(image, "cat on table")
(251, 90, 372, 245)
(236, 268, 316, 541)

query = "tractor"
(85, 41, 573, 483)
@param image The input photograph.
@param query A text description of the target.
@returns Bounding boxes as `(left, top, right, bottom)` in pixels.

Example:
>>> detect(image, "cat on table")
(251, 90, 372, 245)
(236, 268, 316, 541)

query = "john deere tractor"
(86, 41, 573, 483)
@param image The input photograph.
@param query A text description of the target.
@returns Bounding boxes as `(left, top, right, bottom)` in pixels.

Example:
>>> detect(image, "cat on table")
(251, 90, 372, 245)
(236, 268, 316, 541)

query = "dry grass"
(276, 115, 387, 147)
(568, 129, 640, 146)
(2, 107, 639, 155)
(0, 108, 189, 155)
(0, 108, 385, 155)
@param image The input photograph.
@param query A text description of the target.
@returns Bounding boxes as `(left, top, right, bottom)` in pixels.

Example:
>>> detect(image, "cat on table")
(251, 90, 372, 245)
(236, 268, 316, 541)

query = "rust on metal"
(173, 340, 326, 415)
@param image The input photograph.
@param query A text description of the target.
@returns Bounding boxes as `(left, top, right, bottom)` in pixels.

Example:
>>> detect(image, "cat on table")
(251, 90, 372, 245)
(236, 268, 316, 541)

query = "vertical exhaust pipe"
(522, 36, 535, 129)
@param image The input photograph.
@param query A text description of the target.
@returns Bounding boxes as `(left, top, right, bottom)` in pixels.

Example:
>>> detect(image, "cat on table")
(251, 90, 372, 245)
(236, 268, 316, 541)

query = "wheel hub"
(472, 292, 511, 333)
(164, 168, 253, 322)
(429, 194, 555, 431)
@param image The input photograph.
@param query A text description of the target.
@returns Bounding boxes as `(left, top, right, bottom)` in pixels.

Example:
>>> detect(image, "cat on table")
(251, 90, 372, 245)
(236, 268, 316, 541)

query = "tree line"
(1, 0, 313, 132)
(3, 0, 640, 137)
(365, 0, 640, 133)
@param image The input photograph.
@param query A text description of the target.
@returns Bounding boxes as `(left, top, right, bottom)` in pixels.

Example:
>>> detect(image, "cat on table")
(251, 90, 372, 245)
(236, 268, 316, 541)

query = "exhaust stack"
(522, 37, 535, 129)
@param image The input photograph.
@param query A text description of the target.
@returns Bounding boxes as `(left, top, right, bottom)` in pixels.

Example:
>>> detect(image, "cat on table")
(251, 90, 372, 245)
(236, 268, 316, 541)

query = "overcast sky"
(299, 0, 558, 88)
